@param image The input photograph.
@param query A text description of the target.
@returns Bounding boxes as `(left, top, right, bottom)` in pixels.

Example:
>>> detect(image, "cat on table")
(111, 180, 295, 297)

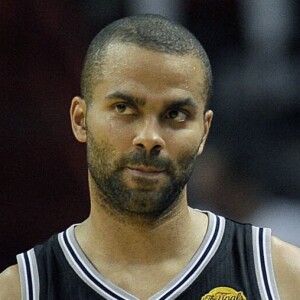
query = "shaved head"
(81, 14, 212, 109)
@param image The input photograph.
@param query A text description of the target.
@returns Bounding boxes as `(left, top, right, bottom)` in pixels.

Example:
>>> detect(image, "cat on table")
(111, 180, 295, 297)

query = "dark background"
(1, 0, 300, 271)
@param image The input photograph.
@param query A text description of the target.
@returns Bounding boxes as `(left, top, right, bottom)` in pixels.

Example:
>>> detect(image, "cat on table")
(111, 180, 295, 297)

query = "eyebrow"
(165, 98, 198, 109)
(105, 91, 146, 106)
(105, 91, 198, 109)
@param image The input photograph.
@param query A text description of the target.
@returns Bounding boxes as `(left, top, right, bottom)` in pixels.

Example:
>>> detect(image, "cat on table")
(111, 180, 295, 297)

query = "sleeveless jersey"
(16, 211, 280, 299)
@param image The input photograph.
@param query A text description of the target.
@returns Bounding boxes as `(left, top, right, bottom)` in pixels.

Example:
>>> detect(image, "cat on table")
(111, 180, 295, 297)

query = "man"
(0, 14, 299, 300)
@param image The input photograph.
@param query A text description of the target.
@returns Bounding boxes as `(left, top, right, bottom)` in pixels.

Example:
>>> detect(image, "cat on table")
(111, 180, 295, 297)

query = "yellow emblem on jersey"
(201, 286, 247, 300)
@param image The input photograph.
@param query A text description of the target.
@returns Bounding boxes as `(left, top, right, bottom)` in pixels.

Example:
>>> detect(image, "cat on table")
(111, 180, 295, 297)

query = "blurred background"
(1, 0, 299, 271)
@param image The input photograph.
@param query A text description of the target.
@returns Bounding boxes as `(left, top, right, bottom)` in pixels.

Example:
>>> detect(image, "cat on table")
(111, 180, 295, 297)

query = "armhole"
(252, 227, 280, 300)
(16, 249, 40, 300)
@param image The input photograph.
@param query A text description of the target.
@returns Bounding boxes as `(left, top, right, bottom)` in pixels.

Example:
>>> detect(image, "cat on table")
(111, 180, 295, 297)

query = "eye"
(114, 103, 136, 115)
(165, 109, 188, 122)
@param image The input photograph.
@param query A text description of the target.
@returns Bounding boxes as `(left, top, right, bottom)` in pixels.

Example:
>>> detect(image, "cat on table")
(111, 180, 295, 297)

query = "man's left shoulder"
(271, 236, 300, 298)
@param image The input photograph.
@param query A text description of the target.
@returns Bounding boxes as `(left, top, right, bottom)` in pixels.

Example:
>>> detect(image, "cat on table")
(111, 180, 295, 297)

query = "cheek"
(167, 129, 202, 158)
(90, 115, 134, 152)
(109, 120, 133, 149)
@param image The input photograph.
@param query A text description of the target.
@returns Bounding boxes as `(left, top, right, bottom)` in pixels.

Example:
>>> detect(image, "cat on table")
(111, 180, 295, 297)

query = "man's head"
(71, 14, 213, 220)
(81, 14, 212, 109)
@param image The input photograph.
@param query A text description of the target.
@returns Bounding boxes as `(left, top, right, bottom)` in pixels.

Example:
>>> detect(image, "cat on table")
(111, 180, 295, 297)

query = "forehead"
(94, 43, 207, 104)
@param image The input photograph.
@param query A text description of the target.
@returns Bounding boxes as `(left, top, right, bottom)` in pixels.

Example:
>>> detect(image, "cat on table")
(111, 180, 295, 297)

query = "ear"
(70, 96, 87, 143)
(197, 110, 213, 156)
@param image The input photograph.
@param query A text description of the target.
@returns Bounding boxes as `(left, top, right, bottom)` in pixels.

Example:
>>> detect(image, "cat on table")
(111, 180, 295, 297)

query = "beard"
(87, 131, 199, 219)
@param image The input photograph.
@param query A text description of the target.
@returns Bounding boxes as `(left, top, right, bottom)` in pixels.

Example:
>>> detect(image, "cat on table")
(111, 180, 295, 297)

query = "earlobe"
(70, 96, 87, 143)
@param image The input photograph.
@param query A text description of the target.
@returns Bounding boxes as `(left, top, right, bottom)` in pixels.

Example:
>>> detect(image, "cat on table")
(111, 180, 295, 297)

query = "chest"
(95, 260, 188, 300)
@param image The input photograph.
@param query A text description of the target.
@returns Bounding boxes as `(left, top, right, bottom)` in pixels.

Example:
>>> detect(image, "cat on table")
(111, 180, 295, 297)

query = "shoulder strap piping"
(252, 226, 280, 300)
(16, 248, 40, 300)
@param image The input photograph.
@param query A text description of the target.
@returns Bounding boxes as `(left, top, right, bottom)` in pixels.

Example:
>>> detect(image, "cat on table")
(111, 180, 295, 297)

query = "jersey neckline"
(58, 210, 225, 300)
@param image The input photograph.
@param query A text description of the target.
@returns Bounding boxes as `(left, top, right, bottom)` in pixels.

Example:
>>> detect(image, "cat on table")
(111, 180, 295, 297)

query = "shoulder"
(0, 265, 21, 300)
(272, 236, 300, 298)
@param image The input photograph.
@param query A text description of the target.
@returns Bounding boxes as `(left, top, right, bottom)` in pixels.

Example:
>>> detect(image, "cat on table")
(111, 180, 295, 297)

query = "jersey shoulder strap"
(252, 225, 280, 299)
(17, 246, 41, 300)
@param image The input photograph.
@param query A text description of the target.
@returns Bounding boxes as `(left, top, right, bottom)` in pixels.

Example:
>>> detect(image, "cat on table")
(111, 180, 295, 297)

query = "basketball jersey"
(16, 211, 280, 299)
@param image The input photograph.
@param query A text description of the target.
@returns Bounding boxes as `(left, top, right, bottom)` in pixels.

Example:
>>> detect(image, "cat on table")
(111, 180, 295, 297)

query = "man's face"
(85, 43, 213, 218)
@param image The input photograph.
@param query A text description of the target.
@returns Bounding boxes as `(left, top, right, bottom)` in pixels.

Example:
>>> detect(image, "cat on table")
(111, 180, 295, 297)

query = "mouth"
(127, 166, 166, 177)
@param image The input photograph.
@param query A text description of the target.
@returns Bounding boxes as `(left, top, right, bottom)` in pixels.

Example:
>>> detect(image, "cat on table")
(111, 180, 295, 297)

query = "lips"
(126, 166, 166, 178)
(128, 166, 165, 173)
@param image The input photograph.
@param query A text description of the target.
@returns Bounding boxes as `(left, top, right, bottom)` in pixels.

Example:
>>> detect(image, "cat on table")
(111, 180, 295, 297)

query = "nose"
(132, 118, 165, 154)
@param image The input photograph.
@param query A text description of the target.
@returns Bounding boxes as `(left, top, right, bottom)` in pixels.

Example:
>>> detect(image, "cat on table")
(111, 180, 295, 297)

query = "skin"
(1, 43, 300, 299)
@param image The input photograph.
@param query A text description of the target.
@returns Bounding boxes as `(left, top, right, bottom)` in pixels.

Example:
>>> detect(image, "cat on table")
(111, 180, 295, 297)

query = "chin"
(118, 189, 183, 220)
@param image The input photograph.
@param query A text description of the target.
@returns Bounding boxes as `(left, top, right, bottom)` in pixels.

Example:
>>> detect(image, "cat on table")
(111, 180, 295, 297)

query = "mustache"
(117, 150, 173, 170)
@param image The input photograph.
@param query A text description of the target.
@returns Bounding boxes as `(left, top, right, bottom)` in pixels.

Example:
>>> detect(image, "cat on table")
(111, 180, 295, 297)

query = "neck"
(75, 180, 208, 265)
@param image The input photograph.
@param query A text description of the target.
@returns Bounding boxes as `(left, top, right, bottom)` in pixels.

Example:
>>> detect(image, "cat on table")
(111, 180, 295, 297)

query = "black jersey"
(17, 211, 280, 299)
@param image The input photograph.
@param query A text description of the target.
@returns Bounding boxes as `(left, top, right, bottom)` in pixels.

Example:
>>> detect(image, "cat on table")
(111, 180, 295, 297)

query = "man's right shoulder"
(0, 264, 21, 300)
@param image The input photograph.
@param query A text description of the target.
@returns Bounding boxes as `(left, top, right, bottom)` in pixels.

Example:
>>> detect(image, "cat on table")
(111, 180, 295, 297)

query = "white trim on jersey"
(58, 226, 137, 300)
(149, 212, 225, 300)
(252, 226, 280, 300)
(17, 248, 40, 300)
(58, 211, 225, 300)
